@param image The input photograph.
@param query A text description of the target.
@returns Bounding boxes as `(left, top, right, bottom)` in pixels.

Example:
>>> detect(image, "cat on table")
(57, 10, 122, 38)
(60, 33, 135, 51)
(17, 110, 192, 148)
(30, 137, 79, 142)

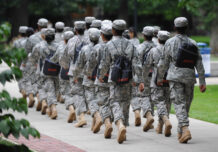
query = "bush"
(0, 23, 40, 150)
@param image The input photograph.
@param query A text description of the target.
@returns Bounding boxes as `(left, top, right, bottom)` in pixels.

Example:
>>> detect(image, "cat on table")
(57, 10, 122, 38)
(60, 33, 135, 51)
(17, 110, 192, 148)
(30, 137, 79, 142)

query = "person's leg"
(169, 81, 191, 143)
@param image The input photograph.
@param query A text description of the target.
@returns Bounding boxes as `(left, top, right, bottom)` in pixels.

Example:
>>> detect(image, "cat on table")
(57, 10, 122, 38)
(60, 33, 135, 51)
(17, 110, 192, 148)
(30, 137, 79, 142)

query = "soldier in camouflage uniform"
(25, 18, 48, 108)
(144, 30, 172, 137)
(131, 26, 155, 131)
(60, 21, 89, 127)
(152, 26, 161, 46)
(50, 31, 74, 121)
(55, 22, 65, 42)
(54, 21, 65, 103)
(98, 20, 143, 144)
(13, 26, 28, 98)
(86, 23, 113, 137)
(84, 16, 96, 42)
(157, 17, 206, 143)
(30, 28, 59, 119)
(73, 28, 101, 133)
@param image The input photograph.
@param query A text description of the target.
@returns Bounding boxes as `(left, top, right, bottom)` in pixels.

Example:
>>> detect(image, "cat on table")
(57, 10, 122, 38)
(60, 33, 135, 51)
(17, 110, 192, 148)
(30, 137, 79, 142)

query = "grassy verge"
(191, 36, 210, 46)
(170, 85, 218, 124)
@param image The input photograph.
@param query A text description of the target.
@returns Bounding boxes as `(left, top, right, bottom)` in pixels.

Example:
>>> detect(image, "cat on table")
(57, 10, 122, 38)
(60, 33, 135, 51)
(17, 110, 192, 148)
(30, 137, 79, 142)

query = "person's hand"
(139, 83, 144, 92)
(99, 78, 104, 83)
(157, 80, 163, 86)
(132, 82, 136, 87)
(22, 64, 26, 67)
(200, 85, 206, 93)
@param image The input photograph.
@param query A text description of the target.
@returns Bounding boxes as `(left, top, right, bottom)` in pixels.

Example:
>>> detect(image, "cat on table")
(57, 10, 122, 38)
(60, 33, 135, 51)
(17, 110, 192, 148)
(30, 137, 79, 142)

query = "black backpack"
(60, 67, 69, 80)
(111, 41, 132, 85)
(43, 50, 61, 77)
(175, 37, 198, 69)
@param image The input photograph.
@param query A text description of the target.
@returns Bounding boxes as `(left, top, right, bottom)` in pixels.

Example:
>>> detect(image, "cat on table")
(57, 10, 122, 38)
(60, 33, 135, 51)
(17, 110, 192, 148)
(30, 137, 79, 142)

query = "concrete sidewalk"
(1, 80, 218, 152)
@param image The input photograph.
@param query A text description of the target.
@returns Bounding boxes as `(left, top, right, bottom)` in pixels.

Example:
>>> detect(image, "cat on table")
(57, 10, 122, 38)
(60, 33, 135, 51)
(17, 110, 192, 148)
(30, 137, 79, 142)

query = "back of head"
(44, 28, 55, 43)
(112, 19, 126, 36)
(88, 28, 100, 43)
(63, 31, 74, 41)
(174, 17, 188, 34)
(37, 18, 48, 28)
(26, 27, 34, 37)
(157, 30, 170, 44)
(55, 21, 65, 32)
(74, 21, 86, 35)
(19, 26, 28, 36)
(90, 20, 102, 29)
(142, 26, 154, 41)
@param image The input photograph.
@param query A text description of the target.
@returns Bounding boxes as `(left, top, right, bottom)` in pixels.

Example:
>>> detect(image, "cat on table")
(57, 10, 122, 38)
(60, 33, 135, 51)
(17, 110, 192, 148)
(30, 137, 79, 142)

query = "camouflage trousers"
(92, 86, 112, 122)
(18, 71, 29, 92)
(151, 87, 171, 120)
(25, 72, 39, 96)
(38, 77, 58, 106)
(131, 85, 153, 117)
(109, 84, 131, 126)
(65, 77, 87, 115)
(169, 81, 194, 133)
(84, 86, 97, 117)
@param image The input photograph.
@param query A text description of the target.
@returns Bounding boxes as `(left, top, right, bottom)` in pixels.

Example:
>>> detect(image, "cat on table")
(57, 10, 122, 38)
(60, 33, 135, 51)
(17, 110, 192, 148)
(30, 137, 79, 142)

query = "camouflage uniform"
(133, 27, 155, 117)
(73, 28, 101, 117)
(99, 24, 142, 125)
(30, 28, 59, 106)
(129, 38, 140, 47)
(59, 21, 88, 115)
(157, 33, 206, 133)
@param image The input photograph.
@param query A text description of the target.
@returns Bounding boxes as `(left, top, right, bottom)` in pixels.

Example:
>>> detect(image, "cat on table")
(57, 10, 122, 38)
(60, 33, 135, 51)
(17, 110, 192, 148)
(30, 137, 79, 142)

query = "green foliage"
(0, 23, 40, 143)
(191, 36, 211, 45)
(171, 85, 218, 124)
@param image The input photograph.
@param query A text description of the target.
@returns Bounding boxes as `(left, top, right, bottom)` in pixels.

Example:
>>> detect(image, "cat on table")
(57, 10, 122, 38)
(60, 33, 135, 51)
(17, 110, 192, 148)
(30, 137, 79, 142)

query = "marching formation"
(13, 16, 206, 144)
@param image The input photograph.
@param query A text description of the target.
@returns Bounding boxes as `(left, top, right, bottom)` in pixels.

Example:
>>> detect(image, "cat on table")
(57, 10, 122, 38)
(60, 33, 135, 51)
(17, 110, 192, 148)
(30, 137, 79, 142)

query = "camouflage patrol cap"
(102, 20, 112, 26)
(101, 24, 112, 35)
(153, 26, 161, 34)
(85, 16, 96, 24)
(174, 17, 188, 27)
(40, 28, 47, 35)
(37, 18, 48, 27)
(19, 26, 28, 33)
(157, 30, 170, 41)
(63, 26, 73, 32)
(74, 21, 86, 30)
(112, 19, 126, 30)
(142, 26, 154, 36)
(90, 20, 102, 28)
(55, 22, 65, 30)
(63, 31, 74, 40)
(88, 28, 100, 41)
(44, 28, 55, 36)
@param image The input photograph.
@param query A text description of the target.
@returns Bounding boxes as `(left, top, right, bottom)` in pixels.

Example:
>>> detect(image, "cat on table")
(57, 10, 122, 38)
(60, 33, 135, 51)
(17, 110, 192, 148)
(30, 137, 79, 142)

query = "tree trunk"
(210, 15, 218, 54)
(7, 0, 29, 39)
(118, 0, 129, 24)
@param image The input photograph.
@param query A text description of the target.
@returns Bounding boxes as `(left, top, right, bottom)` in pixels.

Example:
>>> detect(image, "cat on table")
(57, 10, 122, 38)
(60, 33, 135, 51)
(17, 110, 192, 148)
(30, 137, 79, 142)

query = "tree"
(178, 0, 218, 53)
(0, 23, 40, 150)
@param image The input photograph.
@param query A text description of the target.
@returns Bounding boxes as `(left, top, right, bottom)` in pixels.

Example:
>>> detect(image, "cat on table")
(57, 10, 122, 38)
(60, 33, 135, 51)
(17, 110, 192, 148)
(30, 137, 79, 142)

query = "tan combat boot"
(104, 118, 113, 138)
(50, 104, 58, 119)
(67, 105, 76, 123)
(143, 112, 154, 132)
(59, 95, 65, 103)
(36, 93, 42, 111)
(178, 133, 182, 139)
(162, 116, 172, 137)
(28, 93, 35, 107)
(134, 110, 141, 126)
(41, 100, 47, 115)
(155, 120, 164, 134)
(86, 110, 91, 115)
(75, 113, 87, 127)
(91, 116, 96, 131)
(46, 107, 51, 117)
(116, 119, 126, 144)
(93, 112, 103, 133)
(20, 90, 27, 99)
(179, 126, 192, 143)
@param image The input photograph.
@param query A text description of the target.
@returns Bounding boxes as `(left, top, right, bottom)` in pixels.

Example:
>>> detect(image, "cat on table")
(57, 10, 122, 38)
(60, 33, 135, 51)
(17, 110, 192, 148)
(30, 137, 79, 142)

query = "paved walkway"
(1, 80, 218, 152)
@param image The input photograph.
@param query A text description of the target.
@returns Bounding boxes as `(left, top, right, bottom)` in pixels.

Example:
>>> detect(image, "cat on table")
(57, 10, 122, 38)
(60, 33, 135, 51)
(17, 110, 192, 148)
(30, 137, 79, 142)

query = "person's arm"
(157, 42, 171, 85)
(73, 47, 86, 80)
(98, 44, 111, 81)
(59, 41, 72, 69)
(195, 45, 206, 92)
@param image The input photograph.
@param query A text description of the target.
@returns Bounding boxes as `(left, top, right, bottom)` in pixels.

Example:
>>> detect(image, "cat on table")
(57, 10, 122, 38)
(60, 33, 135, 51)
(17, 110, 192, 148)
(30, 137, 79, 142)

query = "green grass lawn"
(170, 85, 218, 124)
(191, 36, 210, 46)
